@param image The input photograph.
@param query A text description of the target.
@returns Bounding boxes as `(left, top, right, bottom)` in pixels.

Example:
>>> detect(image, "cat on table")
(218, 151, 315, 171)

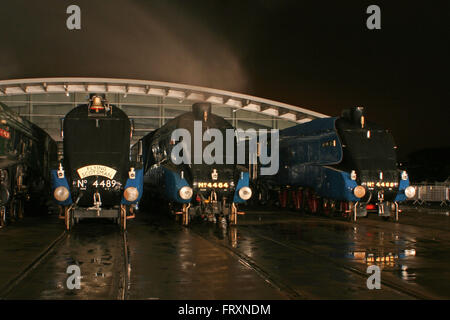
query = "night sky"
(1, 0, 449, 160)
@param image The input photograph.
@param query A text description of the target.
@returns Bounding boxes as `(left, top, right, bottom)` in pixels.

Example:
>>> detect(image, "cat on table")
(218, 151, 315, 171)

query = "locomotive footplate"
(72, 208, 120, 218)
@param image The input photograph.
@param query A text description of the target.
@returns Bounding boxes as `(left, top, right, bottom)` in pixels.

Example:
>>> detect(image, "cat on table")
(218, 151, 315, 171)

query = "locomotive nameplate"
(77, 165, 117, 179)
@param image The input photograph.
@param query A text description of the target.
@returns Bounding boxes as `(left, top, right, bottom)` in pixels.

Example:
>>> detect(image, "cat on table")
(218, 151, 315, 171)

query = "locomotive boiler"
(51, 94, 143, 230)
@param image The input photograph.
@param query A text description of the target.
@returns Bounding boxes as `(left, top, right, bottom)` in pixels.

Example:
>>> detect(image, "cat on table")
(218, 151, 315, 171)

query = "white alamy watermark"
(366, 5, 381, 30)
(66, 265, 81, 289)
(170, 121, 279, 175)
(66, 5, 81, 30)
(366, 265, 381, 289)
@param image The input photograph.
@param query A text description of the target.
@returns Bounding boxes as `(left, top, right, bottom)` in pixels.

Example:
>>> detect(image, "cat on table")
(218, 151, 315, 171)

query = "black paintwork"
(63, 104, 131, 207)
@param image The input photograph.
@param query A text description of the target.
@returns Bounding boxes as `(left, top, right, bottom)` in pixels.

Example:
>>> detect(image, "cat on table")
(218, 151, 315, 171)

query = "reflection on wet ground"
(0, 205, 449, 299)
(126, 215, 287, 299)
(213, 206, 450, 299)
(2, 220, 124, 299)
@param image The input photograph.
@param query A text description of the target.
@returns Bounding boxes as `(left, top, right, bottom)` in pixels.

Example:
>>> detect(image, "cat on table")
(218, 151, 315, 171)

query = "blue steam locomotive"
(134, 102, 252, 226)
(259, 107, 415, 221)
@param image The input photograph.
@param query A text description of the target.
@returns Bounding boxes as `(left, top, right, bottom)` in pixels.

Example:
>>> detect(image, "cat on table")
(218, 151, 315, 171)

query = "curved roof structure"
(0, 77, 328, 147)
(0, 77, 327, 123)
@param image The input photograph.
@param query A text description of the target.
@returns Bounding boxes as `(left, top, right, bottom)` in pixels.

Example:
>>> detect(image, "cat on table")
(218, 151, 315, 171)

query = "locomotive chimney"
(342, 106, 365, 127)
(192, 102, 211, 122)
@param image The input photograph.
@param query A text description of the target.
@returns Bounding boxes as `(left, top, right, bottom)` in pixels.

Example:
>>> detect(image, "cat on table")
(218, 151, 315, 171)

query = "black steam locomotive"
(258, 106, 415, 221)
(51, 94, 143, 230)
(135, 102, 252, 226)
(0, 102, 57, 227)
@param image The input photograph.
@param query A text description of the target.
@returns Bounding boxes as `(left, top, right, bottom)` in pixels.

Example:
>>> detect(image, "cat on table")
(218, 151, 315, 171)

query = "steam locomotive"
(0, 102, 57, 227)
(259, 107, 415, 221)
(51, 94, 143, 230)
(135, 102, 252, 226)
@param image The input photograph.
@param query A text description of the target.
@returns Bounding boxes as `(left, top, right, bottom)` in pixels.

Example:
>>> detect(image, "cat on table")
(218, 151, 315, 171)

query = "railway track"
(0, 225, 131, 300)
(190, 219, 439, 300)
(238, 224, 440, 299)
(119, 230, 131, 300)
(189, 225, 306, 300)
(0, 231, 68, 299)
(282, 209, 450, 244)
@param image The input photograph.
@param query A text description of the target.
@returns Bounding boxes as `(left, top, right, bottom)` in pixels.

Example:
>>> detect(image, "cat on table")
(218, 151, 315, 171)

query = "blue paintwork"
(320, 168, 359, 201)
(275, 117, 409, 203)
(395, 177, 410, 202)
(284, 164, 359, 201)
(121, 168, 144, 205)
(163, 167, 191, 203)
(50, 170, 73, 206)
(233, 171, 250, 203)
(280, 117, 342, 169)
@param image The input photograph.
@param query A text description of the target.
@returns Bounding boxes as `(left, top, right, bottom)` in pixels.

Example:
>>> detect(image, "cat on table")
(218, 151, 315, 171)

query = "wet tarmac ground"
(0, 204, 449, 299)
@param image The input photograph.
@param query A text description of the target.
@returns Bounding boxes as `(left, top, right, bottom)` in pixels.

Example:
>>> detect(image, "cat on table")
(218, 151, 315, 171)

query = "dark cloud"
(0, 0, 248, 91)
(0, 0, 449, 159)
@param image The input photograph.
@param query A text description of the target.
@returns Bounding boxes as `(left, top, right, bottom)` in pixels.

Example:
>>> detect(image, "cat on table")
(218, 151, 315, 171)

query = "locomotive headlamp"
(179, 186, 193, 200)
(124, 187, 139, 202)
(353, 185, 366, 198)
(404, 186, 416, 199)
(238, 186, 252, 200)
(54, 186, 69, 202)
(401, 171, 408, 180)
(350, 170, 357, 180)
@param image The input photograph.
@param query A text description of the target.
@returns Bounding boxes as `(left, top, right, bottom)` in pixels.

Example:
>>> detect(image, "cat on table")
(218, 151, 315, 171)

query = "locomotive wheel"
(321, 199, 329, 216)
(0, 206, 5, 227)
(329, 201, 336, 217)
